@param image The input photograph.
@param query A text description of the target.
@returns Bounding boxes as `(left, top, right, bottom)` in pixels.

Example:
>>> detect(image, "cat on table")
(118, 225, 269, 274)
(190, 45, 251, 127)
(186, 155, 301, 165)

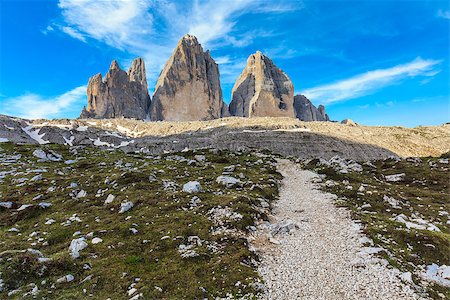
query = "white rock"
(438, 265, 450, 280)
(104, 194, 115, 204)
(92, 237, 103, 244)
(216, 175, 242, 188)
(399, 272, 413, 284)
(182, 181, 202, 193)
(270, 219, 299, 236)
(76, 190, 87, 198)
(38, 202, 52, 208)
(384, 173, 405, 182)
(128, 288, 137, 296)
(422, 263, 450, 287)
(30, 174, 43, 181)
(57, 274, 74, 283)
(0, 202, 13, 209)
(17, 204, 33, 211)
(45, 219, 56, 225)
(69, 237, 88, 259)
(119, 201, 134, 213)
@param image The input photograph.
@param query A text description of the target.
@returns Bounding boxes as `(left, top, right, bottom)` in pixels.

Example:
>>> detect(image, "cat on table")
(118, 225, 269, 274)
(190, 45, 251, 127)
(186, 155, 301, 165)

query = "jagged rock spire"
(80, 58, 150, 119)
(150, 34, 227, 121)
(229, 51, 295, 118)
(293, 95, 330, 121)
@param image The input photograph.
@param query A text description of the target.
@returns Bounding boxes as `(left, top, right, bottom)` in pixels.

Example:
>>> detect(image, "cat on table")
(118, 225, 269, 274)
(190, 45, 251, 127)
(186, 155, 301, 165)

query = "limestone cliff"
(150, 34, 227, 121)
(229, 51, 295, 118)
(80, 58, 150, 119)
(293, 95, 330, 121)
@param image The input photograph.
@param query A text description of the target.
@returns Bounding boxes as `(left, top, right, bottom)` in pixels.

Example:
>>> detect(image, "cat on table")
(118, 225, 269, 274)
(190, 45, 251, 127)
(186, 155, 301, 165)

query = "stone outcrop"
(150, 34, 227, 121)
(80, 58, 150, 119)
(341, 119, 357, 126)
(293, 95, 330, 121)
(229, 51, 295, 118)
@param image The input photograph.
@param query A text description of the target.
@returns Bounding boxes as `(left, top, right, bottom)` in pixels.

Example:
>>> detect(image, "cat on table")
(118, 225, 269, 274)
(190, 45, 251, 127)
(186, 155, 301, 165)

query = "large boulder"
(150, 34, 227, 121)
(80, 58, 150, 119)
(229, 51, 295, 118)
(293, 95, 330, 121)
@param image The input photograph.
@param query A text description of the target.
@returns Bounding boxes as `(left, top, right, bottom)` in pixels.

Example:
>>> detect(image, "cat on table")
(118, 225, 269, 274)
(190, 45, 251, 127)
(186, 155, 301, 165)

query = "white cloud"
(301, 57, 441, 104)
(437, 9, 450, 20)
(58, 0, 153, 50)
(0, 85, 86, 119)
(55, 0, 303, 84)
(61, 26, 86, 42)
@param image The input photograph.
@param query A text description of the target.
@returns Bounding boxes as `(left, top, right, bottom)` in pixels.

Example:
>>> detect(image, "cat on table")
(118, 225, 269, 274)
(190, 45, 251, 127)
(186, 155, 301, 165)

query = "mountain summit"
(229, 51, 295, 118)
(150, 34, 227, 121)
(80, 58, 150, 119)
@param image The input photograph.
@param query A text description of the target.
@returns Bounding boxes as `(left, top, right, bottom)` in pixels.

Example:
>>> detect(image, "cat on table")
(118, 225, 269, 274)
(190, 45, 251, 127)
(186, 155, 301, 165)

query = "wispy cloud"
(0, 86, 86, 119)
(58, 0, 153, 50)
(301, 57, 441, 104)
(55, 0, 303, 84)
(437, 9, 450, 20)
(61, 26, 86, 42)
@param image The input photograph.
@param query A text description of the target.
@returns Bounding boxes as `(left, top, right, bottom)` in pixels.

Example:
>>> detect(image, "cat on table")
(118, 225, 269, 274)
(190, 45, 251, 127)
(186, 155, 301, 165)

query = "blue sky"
(0, 0, 449, 126)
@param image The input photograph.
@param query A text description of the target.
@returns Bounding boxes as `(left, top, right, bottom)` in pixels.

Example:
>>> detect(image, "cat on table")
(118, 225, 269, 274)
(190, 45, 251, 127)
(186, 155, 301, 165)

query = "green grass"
(0, 142, 281, 299)
(303, 156, 450, 299)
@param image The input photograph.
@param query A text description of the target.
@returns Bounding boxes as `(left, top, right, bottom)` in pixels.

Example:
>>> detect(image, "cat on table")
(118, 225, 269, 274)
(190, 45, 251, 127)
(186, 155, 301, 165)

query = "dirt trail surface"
(256, 160, 422, 300)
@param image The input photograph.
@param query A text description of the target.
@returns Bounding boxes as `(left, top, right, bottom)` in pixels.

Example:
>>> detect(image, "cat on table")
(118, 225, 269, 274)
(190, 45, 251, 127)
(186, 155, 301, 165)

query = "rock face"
(229, 51, 295, 118)
(293, 95, 330, 121)
(80, 58, 150, 119)
(150, 34, 227, 121)
(341, 119, 357, 126)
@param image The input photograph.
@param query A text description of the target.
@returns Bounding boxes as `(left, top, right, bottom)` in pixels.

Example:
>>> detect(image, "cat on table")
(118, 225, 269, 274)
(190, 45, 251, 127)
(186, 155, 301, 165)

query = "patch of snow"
(22, 125, 49, 144)
(242, 130, 267, 133)
(91, 138, 111, 147)
(116, 140, 135, 148)
(273, 128, 311, 132)
(76, 126, 88, 132)
(63, 135, 75, 146)
(0, 137, 9, 142)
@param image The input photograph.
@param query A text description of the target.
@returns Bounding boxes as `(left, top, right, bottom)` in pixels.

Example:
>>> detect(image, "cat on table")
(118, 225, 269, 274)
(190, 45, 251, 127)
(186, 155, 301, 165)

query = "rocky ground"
(298, 155, 450, 299)
(0, 142, 280, 299)
(1, 115, 449, 160)
(1, 118, 449, 299)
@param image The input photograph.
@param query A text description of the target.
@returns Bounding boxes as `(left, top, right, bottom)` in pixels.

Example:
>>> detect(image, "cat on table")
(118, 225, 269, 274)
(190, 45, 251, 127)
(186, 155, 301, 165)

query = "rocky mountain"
(80, 58, 150, 120)
(150, 34, 227, 121)
(293, 95, 330, 121)
(228, 51, 295, 118)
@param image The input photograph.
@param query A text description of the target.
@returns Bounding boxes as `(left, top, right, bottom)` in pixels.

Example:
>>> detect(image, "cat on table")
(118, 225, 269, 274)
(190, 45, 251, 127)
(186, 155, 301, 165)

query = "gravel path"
(256, 159, 422, 300)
